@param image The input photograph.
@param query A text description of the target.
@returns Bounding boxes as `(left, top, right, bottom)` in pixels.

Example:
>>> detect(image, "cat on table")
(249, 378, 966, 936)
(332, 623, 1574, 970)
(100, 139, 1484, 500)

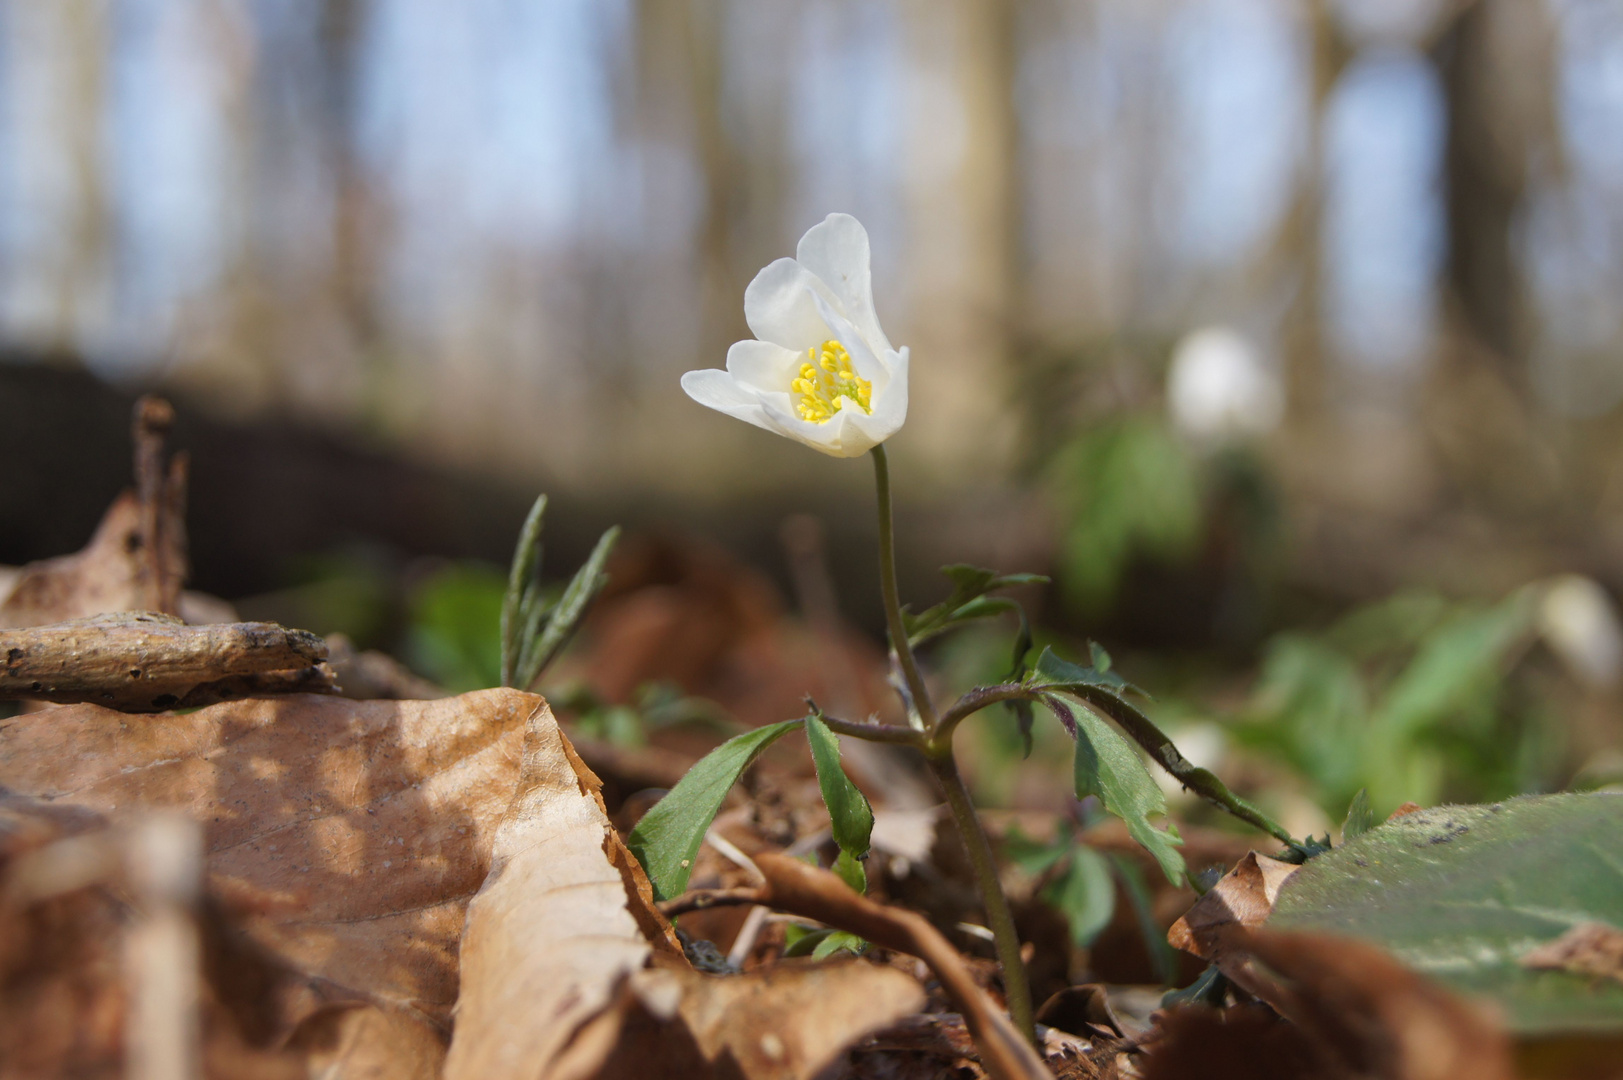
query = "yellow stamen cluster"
(792, 339, 872, 423)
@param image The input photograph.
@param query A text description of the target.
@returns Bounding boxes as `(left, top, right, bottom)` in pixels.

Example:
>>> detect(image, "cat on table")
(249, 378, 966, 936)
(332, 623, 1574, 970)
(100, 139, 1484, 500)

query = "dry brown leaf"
(1521, 922, 1623, 985)
(561, 960, 928, 1080)
(442, 699, 679, 1080)
(0, 687, 632, 1076)
(1166, 852, 1298, 962)
(1214, 928, 1515, 1080)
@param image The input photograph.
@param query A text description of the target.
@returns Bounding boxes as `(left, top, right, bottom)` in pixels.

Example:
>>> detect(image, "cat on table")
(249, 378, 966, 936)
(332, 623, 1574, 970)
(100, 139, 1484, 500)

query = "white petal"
(743, 258, 834, 351)
(862, 346, 909, 435)
(725, 338, 804, 394)
(796, 213, 894, 356)
(680, 369, 779, 435)
(811, 290, 890, 393)
(757, 395, 872, 458)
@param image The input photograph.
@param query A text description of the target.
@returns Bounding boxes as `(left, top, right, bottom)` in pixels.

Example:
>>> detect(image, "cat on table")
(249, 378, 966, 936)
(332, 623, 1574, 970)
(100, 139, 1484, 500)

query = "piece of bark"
(0, 611, 334, 711)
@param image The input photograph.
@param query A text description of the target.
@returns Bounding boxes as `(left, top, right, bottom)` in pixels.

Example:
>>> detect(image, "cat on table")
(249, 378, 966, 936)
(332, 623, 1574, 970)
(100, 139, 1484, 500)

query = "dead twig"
(0, 612, 334, 711)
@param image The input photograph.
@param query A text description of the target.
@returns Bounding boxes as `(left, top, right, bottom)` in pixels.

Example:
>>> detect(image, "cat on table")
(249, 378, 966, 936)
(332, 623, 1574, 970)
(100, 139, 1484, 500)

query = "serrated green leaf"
(806, 715, 874, 860)
(627, 719, 802, 900)
(1030, 646, 1131, 695)
(1049, 845, 1116, 946)
(1342, 789, 1373, 841)
(1270, 794, 1623, 1036)
(515, 524, 620, 690)
(1072, 705, 1186, 887)
(811, 930, 867, 959)
(904, 564, 1049, 647)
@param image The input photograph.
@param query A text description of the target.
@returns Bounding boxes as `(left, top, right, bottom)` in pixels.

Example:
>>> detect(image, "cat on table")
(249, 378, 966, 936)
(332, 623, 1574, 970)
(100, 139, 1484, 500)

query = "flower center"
(792, 340, 872, 423)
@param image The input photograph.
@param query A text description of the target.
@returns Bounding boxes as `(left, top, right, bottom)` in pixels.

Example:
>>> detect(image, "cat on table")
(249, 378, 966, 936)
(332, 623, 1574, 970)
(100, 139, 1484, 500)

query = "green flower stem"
(870, 446, 938, 730)
(864, 446, 1032, 1044)
(924, 748, 1035, 1043)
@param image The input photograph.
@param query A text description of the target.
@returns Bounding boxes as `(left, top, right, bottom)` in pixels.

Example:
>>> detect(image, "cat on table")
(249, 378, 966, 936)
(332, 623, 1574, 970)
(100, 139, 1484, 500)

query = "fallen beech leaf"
(1167, 852, 1297, 961)
(442, 699, 678, 1079)
(0, 688, 611, 1075)
(568, 960, 927, 1080)
(1216, 928, 1515, 1080)
(0, 612, 335, 710)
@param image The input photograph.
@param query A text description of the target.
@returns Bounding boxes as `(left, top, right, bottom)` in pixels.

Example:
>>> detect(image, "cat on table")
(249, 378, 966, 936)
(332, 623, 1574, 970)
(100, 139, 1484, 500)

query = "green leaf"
(1089, 641, 1113, 673)
(1269, 793, 1623, 1035)
(515, 524, 620, 690)
(805, 714, 875, 861)
(501, 494, 548, 689)
(810, 930, 867, 960)
(626, 719, 802, 901)
(782, 925, 831, 957)
(1113, 853, 1180, 985)
(1030, 646, 1132, 696)
(1072, 704, 1186, 887)
(1049, 845, 1116, 947)
(832, 848, 867, 895)
(1341, 789, 1373, 841)
(903, 564, 1048, 648)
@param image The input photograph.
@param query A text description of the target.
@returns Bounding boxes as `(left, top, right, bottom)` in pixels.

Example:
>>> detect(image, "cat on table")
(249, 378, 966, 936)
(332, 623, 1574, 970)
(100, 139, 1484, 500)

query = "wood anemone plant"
(627, 445, 1307, 1044)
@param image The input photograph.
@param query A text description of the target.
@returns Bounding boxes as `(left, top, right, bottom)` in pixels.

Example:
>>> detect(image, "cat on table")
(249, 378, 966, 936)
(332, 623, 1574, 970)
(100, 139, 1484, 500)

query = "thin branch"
(656, 887, 764, 919)
(816, 712, 928, 749)
(932, 682, 1028, 744)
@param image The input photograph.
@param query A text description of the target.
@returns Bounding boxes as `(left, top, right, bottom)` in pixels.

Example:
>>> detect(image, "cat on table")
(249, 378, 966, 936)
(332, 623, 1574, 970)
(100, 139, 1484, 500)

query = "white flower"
(681, 213, 908, 458)
(1166, 326, 1283, 446)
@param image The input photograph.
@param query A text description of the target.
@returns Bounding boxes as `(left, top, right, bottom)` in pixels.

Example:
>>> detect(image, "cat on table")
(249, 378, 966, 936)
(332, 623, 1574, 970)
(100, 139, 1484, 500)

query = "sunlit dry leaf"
(564, 960, 927, 1080)
(0, 688, 582, 1075)
(1166, 852, 1297, 962)
(443, 699, 678, 1080)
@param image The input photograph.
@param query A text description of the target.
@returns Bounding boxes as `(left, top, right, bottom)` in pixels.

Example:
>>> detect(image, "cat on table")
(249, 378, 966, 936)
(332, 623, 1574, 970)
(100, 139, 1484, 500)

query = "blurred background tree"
(3, 0, 1623, 825)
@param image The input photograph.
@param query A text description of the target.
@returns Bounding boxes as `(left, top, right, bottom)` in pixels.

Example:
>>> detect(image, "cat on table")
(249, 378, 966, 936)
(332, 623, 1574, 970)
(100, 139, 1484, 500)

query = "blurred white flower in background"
(1166, 326, 1283, 445)
(681, 213, 909, 458)
(1537, 575, 1623, 690)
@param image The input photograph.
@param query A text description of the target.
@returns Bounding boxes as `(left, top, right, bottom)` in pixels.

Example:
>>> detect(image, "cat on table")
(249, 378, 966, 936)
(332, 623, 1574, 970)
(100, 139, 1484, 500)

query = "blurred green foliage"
(1232, 588, 1564, 816)
(407, 562, 507, 692)
(1048, 416, 1201, 613)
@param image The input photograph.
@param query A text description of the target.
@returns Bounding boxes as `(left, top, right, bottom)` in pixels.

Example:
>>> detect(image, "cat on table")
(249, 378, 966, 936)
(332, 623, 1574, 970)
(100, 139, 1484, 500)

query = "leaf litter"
(2, 396, 1619, 1080)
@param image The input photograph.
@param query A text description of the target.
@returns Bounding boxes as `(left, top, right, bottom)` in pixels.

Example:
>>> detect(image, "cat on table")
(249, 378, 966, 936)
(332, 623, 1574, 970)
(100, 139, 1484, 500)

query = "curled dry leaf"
(1166, 852, 1298, 963)
(443, 699, 679, 1080)
(0, 687, 664, 1077)
(0, 612, 335, 710)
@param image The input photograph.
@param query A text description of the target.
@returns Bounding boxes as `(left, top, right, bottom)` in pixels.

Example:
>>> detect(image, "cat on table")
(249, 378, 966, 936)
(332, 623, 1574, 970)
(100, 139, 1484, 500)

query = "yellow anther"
(794, 340, 872, 424)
